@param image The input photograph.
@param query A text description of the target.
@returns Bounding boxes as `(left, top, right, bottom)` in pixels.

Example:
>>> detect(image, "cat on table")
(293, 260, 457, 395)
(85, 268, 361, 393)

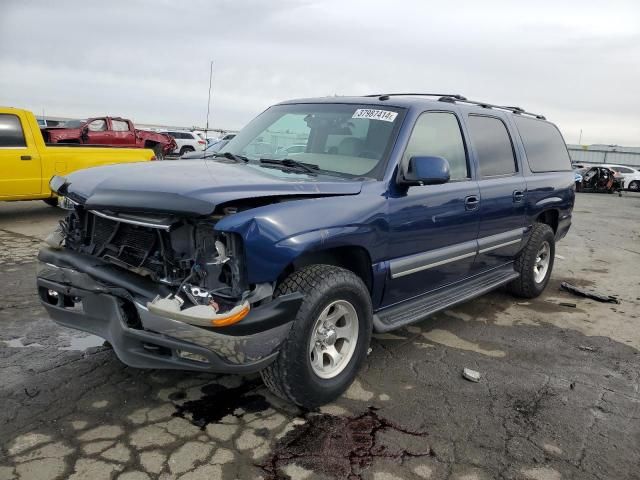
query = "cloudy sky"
(1, 0, 639, 145)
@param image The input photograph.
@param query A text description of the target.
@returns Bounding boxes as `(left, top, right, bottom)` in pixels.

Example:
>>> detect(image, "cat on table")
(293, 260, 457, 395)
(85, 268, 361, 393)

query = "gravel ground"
(0, 193, 638, 480)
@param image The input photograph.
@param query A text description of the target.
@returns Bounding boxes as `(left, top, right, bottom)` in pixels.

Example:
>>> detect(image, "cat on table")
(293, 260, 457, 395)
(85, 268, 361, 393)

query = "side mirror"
(400, 156, 451, 186)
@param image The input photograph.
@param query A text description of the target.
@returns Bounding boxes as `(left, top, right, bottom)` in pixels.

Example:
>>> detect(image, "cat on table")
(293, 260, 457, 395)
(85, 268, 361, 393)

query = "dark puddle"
(172, 379, 271, 429)
(259, 407, 432, 480)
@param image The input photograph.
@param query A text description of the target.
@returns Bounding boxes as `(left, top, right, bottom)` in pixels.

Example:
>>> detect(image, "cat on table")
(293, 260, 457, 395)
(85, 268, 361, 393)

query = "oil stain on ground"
(172, 379, 271, 428)
(259, 407, 433, 479)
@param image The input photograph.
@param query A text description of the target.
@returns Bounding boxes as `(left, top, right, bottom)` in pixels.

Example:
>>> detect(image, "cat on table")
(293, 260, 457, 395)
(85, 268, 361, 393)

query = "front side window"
(111, 119, 129, 131)
(88, 119, 107, 132)
(0, 114, 26, 148)
(402, 111, 469, 181)
(468, 115, 517, 177)
(222, 103, 404, 178)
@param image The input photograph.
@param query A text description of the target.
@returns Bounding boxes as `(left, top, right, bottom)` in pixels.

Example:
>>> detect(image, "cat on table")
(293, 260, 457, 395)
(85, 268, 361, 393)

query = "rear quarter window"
(514, 116, 571, 172)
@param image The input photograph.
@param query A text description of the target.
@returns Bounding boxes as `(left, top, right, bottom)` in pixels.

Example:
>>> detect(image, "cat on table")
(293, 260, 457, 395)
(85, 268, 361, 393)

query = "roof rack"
(365, 93, 467, 101)
(365, 93, 546, 120)
(439, 96, 546, 120)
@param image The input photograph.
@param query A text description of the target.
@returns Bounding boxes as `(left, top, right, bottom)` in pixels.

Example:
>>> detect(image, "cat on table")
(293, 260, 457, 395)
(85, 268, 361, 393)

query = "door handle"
(20, 155, 32, 161)
(464, 195, 479, 211)
(513, 190, 525, 202)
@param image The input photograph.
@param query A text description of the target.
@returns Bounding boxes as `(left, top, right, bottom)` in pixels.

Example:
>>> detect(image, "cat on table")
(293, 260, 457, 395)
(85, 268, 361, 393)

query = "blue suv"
(39, 93, 574, 407)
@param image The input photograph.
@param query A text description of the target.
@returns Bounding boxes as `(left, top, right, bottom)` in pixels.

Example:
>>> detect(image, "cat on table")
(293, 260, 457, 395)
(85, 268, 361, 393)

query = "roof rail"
(365, 93, 467, 101)
(365, 93, 546, 120)
(437, 96, 546, 120)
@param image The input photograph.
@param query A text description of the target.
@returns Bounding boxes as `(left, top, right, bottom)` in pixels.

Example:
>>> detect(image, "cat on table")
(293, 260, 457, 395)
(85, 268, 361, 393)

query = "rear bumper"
(36, 247, 302, 373)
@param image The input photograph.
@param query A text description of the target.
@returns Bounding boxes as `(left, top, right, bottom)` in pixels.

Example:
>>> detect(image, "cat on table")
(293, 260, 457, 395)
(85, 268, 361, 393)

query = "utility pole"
(578, 129, 583, 145)
(205, 60, 213, 138)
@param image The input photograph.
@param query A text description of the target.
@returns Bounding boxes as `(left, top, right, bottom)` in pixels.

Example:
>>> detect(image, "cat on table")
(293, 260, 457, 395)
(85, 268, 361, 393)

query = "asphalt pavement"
(0, 193, 639, 480)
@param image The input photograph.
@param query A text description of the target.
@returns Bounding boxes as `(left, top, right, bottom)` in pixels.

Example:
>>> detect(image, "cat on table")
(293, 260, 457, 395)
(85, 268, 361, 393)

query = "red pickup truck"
(42, 117, 176, 160)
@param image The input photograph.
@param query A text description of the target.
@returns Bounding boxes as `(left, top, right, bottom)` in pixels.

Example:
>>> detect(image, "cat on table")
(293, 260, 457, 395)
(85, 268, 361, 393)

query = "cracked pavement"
(0, 194, 639, 480)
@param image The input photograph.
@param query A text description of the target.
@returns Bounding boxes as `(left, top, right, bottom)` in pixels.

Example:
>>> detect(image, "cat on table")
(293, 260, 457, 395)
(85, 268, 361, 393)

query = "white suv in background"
(163, 131, 206, 156)
(601, 164, 640, 191)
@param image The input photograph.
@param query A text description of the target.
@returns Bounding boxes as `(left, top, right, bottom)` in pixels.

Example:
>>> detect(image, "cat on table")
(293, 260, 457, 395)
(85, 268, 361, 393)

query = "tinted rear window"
(514, 116, 571, 172)
(0, 114, 27, 147)
(467, 115, 517, 177)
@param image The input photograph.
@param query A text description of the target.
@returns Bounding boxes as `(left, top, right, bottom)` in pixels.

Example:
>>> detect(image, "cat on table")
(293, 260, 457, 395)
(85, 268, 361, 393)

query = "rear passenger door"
(465, 114, 526, 273)
(109, 119, 135, 146)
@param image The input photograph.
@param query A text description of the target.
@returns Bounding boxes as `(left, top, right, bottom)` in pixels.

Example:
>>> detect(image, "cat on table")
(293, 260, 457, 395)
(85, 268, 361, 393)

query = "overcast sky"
(1, 0, 639, 145)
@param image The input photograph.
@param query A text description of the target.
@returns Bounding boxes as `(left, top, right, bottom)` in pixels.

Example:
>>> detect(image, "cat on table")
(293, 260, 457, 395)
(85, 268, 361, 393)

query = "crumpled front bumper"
(36, 247, 302, 374)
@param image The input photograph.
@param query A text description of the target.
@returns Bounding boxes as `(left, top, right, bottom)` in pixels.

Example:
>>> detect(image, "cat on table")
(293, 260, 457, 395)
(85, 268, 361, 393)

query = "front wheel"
(260, 265, 372, 408)
(508, 223, 555, 298)
(152, 144, 165, 160)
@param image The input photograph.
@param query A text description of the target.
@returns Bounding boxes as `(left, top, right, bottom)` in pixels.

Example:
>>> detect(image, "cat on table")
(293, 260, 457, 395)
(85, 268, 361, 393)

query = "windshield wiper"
(259, 158, 319, 175)
(212, 152, 249, 163)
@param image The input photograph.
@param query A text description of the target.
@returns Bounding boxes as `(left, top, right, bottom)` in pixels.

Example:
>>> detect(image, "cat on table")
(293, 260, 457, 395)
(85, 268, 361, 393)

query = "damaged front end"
(39, 200, 302, 372)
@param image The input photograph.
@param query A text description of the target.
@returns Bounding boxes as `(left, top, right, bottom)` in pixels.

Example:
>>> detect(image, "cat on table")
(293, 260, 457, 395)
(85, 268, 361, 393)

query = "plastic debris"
(462, 368, 481, 383)
(578, 345, 597, 352)
(560, 282, 620, 304)
(559, 302, 577, 308)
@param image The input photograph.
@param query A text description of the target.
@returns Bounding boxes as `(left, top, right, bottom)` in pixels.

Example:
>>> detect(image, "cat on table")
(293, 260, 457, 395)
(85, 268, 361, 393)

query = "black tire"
(628, 180, 640, 192)
(508, 223, 555, 298)
(260, 265, 372, 408)
(180, 146, 194, 156)
(152, 144, 165, 161)
(42, 198, 58, 207)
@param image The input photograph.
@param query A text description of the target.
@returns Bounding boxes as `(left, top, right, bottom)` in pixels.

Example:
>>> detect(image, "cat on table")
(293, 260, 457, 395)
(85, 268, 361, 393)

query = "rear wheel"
(179, 146, 194, 156)
(260, 265, 372, 408)
(508, 223, 555, 298)
(629, 180, 640, 192)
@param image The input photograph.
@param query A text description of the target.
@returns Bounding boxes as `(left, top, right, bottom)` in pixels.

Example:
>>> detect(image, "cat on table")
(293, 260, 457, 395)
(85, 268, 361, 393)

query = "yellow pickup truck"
(0, 107, 155, 205)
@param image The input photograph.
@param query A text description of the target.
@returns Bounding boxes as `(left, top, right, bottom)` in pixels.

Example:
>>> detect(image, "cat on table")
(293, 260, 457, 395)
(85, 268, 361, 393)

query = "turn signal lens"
(211, 304, 250, 327)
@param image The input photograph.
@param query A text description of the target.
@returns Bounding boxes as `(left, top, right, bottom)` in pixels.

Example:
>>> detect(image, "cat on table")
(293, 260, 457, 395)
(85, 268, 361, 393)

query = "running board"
(373, 265, 519, 332)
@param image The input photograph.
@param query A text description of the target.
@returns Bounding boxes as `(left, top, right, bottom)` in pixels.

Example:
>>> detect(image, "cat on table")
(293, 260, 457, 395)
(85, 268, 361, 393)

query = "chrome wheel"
(533, 241, 551, 284)
(308, 299, 359, 379)
(629, 181, 639, 191)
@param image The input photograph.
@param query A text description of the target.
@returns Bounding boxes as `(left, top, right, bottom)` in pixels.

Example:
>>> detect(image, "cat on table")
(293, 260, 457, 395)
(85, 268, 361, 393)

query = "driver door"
(83, 118, 110, 145)
(383, 110, 480, 307)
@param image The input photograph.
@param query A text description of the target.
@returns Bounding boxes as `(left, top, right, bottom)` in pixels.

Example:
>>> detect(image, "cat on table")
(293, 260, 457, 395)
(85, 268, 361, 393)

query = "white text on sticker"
(352, 109, 398, 122)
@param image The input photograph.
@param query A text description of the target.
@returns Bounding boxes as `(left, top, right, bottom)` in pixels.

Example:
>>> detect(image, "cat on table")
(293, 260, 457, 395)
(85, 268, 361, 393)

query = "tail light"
(198, 140, 206, 145)
(150, 155, 157, 161)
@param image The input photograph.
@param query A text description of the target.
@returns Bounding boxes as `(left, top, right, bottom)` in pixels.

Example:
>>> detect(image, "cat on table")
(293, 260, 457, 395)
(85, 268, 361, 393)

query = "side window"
(88, 119, 107, 132)
(112, 120, 129, 131)
(0, 114, 27, 148)
(403, 112, 469, 181)
(513, 116, 571, 172)
(467, 115, 517, 177)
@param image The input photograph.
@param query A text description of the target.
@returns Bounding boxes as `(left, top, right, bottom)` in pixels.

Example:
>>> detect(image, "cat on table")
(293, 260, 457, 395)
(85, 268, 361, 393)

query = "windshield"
(220, 103, 404, 178)
(62, 119, 86, 128)
(205, 139, 229, 153)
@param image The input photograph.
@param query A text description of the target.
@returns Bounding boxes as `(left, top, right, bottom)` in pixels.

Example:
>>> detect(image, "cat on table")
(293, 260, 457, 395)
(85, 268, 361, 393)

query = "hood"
(59, 159, 363, 216)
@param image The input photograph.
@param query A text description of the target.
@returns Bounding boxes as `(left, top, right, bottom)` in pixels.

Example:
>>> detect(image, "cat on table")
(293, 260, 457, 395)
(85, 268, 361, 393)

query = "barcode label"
(352, 109, 398, 122)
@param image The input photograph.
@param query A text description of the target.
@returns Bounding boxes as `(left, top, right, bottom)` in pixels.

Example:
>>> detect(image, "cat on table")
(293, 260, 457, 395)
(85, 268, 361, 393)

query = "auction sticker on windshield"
(352, 109, 398, 122)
